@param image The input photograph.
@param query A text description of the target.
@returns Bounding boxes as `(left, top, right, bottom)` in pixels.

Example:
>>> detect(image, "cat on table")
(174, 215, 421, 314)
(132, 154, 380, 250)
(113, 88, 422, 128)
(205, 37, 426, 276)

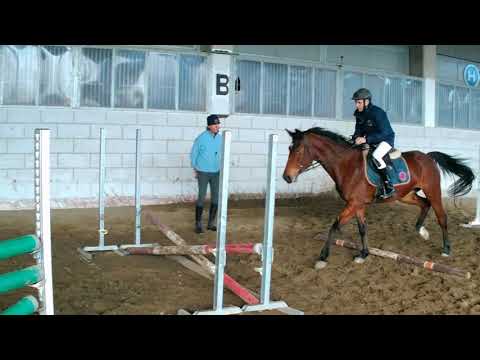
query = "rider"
(351, 88, 396, 199)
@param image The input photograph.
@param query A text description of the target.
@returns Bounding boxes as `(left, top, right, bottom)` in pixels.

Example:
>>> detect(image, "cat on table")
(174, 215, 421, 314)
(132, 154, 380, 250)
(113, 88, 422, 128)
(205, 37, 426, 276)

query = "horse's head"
(282, 129, 316, 184)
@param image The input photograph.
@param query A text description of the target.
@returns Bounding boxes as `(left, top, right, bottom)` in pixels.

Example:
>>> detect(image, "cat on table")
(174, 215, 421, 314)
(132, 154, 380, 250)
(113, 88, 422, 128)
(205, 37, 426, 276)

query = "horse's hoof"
(354, 256, 366, 264)
(441, 252, 450, 257)
(315, 261, 328, 270)
(419, 226, 430, 240)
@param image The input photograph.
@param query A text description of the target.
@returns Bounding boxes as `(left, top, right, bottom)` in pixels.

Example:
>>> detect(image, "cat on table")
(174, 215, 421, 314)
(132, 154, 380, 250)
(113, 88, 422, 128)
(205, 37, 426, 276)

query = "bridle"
(292, 136, 322, 176)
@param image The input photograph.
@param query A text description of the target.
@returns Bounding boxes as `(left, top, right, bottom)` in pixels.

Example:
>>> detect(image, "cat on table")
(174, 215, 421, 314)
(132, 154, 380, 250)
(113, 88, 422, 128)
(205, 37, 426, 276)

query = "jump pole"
(125, 243, 263, 256)
(314, 234, 471, 279)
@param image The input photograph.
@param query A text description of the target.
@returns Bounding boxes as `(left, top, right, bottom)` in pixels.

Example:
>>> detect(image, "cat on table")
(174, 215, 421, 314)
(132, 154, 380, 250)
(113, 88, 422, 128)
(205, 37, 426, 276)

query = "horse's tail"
(427, 151, 475, 197)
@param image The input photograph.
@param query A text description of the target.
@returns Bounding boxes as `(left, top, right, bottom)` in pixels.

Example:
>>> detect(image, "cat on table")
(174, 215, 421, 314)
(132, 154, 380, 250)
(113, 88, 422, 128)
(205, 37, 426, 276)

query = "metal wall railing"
(437, 81, 480, 130)
(0, 45, 208, 112)
(233, 56, 425, 126)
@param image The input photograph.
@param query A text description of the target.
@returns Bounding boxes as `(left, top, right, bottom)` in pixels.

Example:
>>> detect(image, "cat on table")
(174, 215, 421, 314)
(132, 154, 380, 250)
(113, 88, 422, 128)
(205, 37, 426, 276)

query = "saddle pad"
(366, 156, 411, 187)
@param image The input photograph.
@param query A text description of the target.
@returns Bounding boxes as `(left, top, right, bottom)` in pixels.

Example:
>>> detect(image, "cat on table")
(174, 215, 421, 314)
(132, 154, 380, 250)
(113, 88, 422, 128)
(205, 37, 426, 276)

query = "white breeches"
(372, 141, 392, 169)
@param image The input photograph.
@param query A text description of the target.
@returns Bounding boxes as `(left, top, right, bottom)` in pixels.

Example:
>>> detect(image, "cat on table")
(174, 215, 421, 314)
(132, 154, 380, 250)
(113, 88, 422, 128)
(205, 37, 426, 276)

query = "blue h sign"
(464, 64, 480, 87)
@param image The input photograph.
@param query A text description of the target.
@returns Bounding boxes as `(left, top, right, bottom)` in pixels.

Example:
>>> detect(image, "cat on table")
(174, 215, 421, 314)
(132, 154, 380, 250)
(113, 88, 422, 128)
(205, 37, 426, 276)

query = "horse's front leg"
(316, 202, 357, 270)
(354, 207, 369, 264)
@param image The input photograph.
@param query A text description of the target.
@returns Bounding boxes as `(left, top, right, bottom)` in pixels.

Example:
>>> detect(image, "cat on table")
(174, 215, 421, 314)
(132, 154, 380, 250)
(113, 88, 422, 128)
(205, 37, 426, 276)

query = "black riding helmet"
(352, 88, 372, 101)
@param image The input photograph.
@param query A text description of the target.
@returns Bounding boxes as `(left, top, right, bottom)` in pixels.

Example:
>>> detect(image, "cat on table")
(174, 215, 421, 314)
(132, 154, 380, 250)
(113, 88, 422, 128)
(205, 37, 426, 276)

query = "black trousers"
(196, 171, 219, 207)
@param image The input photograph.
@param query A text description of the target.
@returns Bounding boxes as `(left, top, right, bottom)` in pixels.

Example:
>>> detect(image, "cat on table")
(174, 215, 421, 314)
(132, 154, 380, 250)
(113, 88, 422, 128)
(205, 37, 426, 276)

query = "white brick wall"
(106, 140, 137, 153)
(0, 125, 24, 138)
(123, 125, 153, 139)
(7, 139, 33, 154)
(58, 124, 90, 138)
(142, 140, 167, 154)
(91, 154, 123, 168)
(91, 125, 122, 139)
(7, 108, 41, 123)
(167, 141, 192, 154)
(106, 111, 137, 125)
(137, 112, 167, 125)
(73, 109, 107, 124)
(58, 154, 90, 168)
(122, 154, 153, 168)
(51, 139, 74, 153)
(1, 106, 479, 208)
(167, 112, 198, 126)
(239, 129, 267, 142)
(153, 154, 184, 168)
(74, 139, 100, 153)
(41, 108, 74, 123)
(0, 154, 25, 169)
(153, 126, 183, 140)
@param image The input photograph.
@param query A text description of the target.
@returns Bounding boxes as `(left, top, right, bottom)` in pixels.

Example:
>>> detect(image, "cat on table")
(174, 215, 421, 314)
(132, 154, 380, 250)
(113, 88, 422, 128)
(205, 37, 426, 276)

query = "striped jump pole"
(125, 243, 263, 256)
(314, 234, 471, 279)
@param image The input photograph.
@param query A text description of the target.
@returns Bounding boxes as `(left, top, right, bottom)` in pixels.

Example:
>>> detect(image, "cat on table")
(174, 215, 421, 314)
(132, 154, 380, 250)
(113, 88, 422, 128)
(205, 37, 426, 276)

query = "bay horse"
(282, 127, 475, 269)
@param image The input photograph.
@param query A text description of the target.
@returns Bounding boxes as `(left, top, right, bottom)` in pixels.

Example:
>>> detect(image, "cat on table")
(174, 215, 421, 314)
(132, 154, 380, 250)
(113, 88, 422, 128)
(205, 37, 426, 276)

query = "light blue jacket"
(190, 130, 222, 173)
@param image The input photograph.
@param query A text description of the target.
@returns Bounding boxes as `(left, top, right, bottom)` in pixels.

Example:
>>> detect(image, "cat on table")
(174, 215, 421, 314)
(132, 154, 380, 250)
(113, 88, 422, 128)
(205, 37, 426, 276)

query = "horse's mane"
(290, 127, 352, 149)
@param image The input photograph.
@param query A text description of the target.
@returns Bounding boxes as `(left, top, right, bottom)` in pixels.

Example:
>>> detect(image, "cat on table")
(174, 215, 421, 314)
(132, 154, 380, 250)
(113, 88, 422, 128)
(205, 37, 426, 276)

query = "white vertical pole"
(135, 129, 141, 245)
(34, 129, 54, 315)
(99, 128, 106, 247)
(260, 134, 277, 304)
(212, 130, 231, 312)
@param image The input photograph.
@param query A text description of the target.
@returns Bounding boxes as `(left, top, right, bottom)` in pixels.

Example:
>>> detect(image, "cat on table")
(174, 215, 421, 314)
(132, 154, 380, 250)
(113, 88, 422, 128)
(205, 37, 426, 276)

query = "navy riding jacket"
(353, 104, 395, 147)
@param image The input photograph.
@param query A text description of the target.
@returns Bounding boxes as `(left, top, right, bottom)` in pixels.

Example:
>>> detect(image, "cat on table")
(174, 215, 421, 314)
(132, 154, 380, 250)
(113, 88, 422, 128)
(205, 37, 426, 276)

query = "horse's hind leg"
(316, 203, 357, 270)
(354, 207, 369, 264)
(420, 187, 450, 256)
(399, 191, 431, 240)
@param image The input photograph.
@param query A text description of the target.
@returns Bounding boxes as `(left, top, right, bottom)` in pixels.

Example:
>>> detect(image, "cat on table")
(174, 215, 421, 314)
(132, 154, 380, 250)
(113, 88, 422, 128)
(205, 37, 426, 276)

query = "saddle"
(359, 144, 411, 190)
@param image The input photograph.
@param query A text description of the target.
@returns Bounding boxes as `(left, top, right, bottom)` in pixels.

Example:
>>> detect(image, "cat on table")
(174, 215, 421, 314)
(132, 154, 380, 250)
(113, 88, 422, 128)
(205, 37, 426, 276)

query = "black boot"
(207, 204, 218, 231)
(377, 167, 396, 199)
(195, 206, 204, 233)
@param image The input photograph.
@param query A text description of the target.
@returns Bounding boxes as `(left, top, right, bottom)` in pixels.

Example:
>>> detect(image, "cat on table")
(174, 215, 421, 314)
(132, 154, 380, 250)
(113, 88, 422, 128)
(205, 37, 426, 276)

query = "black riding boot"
(195, 206, 204, 233)
(207, 204, 218, 231)
(377, 167, 396, 199)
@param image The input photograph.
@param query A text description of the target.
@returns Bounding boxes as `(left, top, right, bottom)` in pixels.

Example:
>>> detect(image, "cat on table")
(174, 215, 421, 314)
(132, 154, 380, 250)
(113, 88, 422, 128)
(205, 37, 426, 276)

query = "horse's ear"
(285, 129, 294, 137)
(294, 128, 302, 134)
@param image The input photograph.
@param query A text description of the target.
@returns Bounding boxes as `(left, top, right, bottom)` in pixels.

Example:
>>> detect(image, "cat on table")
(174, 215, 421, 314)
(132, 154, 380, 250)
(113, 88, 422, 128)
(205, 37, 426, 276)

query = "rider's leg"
(373, 142, 395, 199)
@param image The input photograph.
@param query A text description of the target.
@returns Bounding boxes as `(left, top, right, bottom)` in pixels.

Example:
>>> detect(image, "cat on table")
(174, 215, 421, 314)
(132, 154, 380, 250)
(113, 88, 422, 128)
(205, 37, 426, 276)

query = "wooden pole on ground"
(314, 234, 471, 279)
(144, 210, 260, 305)
(125, 243, 261, 256)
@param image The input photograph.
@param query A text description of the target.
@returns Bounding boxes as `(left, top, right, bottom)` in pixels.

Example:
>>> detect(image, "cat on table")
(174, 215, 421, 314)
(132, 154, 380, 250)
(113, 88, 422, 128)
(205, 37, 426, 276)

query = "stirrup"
(378, 187, 396, 199)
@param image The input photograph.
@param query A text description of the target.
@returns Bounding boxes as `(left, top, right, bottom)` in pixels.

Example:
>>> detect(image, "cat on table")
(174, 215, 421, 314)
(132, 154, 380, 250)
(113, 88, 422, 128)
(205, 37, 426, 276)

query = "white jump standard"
(0, 129, 54, 315)
(186, 132, 302, 315)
